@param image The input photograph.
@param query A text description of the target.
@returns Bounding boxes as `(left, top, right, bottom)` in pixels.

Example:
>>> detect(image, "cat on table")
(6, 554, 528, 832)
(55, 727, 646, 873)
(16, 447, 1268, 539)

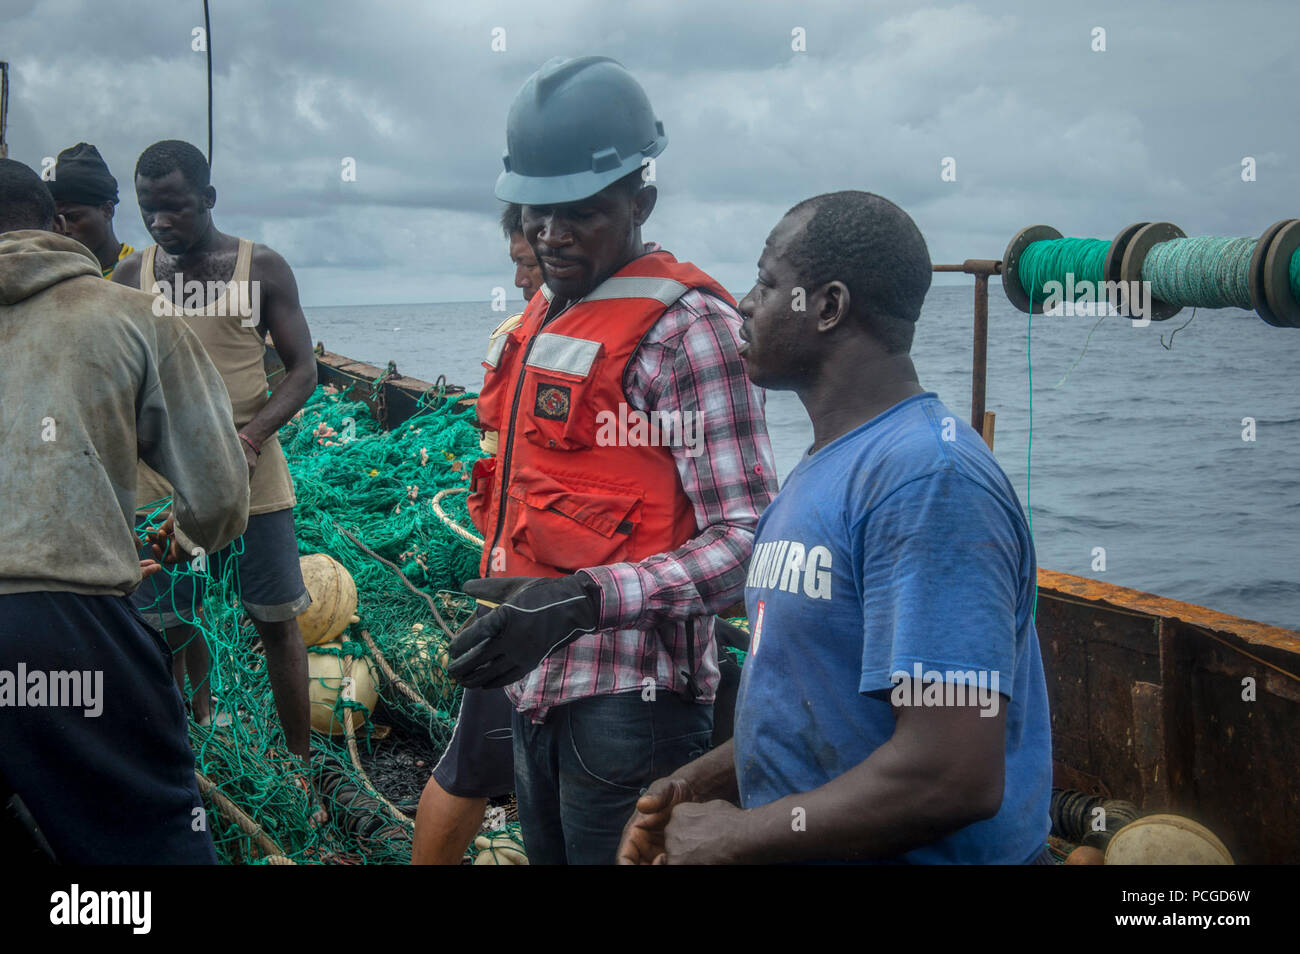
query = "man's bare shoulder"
(110, 248, 145, 288)
(248, 243, 297, 285)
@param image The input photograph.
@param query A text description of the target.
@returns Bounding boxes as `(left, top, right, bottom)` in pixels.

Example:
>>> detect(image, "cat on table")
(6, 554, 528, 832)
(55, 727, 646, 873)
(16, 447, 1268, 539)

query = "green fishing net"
(133, 383, 526, 864)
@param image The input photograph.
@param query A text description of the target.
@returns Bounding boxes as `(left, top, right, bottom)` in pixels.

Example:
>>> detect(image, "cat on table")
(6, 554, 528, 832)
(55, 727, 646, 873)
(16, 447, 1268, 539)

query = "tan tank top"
(136, 238, 296, 515)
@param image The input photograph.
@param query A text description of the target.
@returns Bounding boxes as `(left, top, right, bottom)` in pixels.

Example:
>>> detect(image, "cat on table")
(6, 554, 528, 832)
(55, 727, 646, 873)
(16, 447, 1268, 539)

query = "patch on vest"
(534, 383, 571, 421)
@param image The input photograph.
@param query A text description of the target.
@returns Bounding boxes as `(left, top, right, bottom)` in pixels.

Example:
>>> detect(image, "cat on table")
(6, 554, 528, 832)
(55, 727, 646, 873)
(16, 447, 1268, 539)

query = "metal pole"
(934, 259, 1000, 444)
(202, 2, 212, 169)
(971, 272, 988, 433)
(0, 62, 9, 159)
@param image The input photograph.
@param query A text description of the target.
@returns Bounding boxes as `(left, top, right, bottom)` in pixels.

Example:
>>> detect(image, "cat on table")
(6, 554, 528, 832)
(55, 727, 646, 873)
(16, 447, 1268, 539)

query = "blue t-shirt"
(734, 392, 1052, 864)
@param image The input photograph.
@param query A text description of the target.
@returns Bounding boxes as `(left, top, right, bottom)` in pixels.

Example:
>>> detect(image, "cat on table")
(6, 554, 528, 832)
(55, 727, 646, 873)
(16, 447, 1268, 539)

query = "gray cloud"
(4, 0, 1296, 304)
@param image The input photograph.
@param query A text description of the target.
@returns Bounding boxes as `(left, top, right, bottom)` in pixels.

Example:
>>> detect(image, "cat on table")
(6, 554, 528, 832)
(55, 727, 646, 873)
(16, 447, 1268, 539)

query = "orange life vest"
(469, 251, 733, 579)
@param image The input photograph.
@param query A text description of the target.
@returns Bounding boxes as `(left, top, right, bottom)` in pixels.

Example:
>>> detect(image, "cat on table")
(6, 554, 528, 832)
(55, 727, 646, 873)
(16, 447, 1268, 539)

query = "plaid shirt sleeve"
(581, 288, 779, 629)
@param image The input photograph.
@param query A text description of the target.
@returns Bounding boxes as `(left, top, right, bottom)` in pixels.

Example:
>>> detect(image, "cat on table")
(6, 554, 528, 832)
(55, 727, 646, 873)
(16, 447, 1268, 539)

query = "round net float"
(1002, 225, 1062, 314)
(297, 553, 358, 647)
(1119, 222, 1187, 321)
(472, 834, 528, 865)
(1103, 813, 1234, 865)
(1262, 218, 1300, 328)
(307, 642, 379, 736)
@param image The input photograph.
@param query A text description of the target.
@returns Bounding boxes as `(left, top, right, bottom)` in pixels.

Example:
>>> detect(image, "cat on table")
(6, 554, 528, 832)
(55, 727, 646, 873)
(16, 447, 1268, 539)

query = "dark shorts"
(131, 508, 310, 628)
(0, 591, 216, 864)
(430, 686, 515, 799)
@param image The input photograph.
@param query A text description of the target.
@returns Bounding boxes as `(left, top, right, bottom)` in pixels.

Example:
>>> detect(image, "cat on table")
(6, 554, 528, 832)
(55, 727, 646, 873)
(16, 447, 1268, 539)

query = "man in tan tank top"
(112, 141, 322, 815)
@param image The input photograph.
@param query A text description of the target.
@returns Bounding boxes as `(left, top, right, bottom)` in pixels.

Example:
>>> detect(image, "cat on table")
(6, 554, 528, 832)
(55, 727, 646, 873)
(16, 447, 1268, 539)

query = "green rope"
(1021, 234, 1272, 313)
(1290, 248, 1300, 304)
(135, 384, 488, 864)
(1027, 283, 1037, 620)
(1018, 237, 1110, 303)
(1142, 236, 1256, 310)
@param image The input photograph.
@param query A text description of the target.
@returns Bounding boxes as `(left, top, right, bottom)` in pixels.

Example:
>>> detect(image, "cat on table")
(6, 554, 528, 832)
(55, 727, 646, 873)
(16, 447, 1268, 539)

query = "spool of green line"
(1002, 224, 1152, 316)
(1141, 236, 1257, 310)
(1003, 225, 1062, 314)
(1018, 237, 1110, 302)
(1003, 220, 1300, 325)
(1120, 220, 1300, 326)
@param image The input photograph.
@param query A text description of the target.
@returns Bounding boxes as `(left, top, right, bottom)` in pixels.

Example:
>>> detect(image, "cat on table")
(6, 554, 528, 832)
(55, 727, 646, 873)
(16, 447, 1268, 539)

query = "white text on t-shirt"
(745, 539, 833, 600)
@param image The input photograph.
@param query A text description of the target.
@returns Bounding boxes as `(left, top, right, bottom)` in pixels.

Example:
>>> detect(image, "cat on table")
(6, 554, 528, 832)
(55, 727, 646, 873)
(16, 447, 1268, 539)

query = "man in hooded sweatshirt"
(0, 158, 249, 864)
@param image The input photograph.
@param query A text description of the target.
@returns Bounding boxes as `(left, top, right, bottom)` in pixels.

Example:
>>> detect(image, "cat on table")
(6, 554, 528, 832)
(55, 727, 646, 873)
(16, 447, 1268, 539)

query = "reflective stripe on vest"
(484, 333, 509, 369)
(581, 276, 690, 306)
(525, 333, 600, 376)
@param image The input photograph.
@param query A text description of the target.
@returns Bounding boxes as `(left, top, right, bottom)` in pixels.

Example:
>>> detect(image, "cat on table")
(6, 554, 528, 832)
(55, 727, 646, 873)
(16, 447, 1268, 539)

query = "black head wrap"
(47, 142, 119, 205)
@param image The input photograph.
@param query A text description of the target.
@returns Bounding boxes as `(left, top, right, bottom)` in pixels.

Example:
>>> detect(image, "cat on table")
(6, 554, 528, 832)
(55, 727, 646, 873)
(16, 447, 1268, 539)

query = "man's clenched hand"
(615, 777, 697, 865)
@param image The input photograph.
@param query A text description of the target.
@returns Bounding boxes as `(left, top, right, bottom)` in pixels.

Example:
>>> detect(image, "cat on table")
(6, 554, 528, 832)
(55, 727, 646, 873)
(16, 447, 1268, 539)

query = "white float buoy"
(297, 554, 358, 646)
(307, 642, 379, 736)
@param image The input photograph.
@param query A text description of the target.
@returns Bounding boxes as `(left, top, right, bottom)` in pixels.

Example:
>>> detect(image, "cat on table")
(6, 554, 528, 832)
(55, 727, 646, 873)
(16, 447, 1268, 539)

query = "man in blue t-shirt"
(616, 191, 1052, 864)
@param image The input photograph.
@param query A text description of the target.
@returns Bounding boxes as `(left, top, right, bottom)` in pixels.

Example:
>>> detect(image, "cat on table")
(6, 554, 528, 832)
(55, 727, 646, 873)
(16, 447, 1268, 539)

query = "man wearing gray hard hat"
(446, 56, 777, 864)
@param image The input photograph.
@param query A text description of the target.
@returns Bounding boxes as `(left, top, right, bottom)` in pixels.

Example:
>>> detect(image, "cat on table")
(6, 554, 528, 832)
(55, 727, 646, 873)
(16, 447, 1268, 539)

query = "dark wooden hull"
(1037, 570, 1299, 863)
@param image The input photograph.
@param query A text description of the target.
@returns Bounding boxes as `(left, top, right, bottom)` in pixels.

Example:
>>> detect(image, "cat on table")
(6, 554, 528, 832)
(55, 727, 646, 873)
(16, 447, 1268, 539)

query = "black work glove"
(446, 574, 602, 689)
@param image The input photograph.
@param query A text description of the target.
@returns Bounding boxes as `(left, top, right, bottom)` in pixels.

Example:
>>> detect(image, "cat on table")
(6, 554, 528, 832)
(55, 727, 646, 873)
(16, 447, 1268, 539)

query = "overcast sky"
(3, 0, 1296, 305)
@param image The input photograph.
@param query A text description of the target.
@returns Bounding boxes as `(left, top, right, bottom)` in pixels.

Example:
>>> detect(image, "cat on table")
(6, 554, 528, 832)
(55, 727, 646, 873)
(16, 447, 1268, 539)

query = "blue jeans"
(512, 689, 713, 865)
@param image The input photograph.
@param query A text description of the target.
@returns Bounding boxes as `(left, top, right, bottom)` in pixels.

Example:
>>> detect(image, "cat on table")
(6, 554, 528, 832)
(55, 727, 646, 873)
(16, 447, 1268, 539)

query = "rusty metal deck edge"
(1037, 569, 1300, 653)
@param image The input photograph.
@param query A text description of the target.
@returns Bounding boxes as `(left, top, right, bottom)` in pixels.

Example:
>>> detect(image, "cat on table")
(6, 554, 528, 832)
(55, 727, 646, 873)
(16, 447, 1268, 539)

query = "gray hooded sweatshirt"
(0, 230, 249, 596)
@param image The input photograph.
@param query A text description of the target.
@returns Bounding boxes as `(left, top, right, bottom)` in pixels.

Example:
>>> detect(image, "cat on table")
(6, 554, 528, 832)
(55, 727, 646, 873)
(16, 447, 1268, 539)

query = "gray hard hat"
(495, 56, 667, 206)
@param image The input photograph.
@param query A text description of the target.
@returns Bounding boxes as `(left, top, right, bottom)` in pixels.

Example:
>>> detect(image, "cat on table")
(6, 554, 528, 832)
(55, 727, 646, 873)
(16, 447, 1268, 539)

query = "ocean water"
(305, 286, 1300, 630)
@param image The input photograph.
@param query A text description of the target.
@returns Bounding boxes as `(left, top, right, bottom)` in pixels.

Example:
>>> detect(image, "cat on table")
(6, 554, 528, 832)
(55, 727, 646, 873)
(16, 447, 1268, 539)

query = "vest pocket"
(466, 456, 498, 533)
(519, 333, 603, 451)
(506, 466, 642, 571)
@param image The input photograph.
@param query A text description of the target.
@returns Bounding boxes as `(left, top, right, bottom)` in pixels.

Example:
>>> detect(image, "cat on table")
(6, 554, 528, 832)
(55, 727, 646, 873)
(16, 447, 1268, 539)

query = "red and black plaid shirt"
(504, 258, 778, 722)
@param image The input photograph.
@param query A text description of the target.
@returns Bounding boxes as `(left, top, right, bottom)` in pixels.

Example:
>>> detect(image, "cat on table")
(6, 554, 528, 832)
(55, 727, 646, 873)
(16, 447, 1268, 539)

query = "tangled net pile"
(135, 383, 527, 864)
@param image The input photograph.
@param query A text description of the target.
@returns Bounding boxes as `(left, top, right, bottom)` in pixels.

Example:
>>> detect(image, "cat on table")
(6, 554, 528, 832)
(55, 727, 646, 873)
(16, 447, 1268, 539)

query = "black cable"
(203, 0, 213, 170)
